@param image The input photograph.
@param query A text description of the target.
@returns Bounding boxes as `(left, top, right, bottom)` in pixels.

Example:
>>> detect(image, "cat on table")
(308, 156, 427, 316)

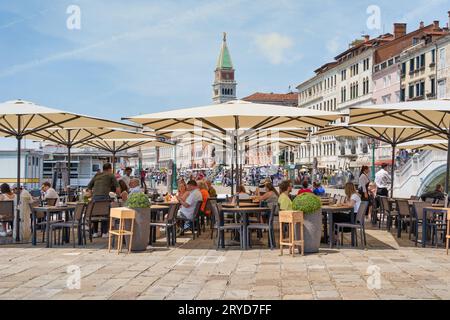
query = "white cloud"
(254, 32, 294, 65)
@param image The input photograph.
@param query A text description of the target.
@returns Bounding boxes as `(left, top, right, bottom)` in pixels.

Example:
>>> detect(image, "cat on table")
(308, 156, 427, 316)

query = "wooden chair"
(49, 203, 86, 247)
(108, 207, 135, 254)
(335, 201, 369, 249)
(149, 203, 179, 247)
(45, 198, 58, 206)
(86, 200, 111, 242)
(279, 210, 304, 256)
(395, 199, 412, 238)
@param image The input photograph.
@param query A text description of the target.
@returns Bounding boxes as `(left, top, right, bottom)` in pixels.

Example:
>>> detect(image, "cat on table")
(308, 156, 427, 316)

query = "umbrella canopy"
(123, 100, 341, 131)
(315, 123, 445, 197)
(124, 100, 342, 195)
(81, 138, 173, 170)
(395, 139, 448, 151)
(0, 100, 139, 242)
(315, 124, 445, 144)
(349, 100, 450, 193)
(349, 100, 450, 132)
(0, 100, 137, 136)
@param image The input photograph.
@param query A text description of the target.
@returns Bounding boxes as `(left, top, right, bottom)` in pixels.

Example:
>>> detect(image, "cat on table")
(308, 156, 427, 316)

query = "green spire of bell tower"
(212, 32, 236, 104)
(216, 32, 233, 69)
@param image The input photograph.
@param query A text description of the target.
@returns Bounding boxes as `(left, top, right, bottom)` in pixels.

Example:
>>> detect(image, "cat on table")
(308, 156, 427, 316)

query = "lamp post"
(370, 138, 376, 181)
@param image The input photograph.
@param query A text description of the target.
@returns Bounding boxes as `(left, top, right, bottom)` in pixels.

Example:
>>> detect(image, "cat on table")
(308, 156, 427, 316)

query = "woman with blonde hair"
(344, 182, 361, 213)
(177, 179, 189, 202)
(333, 183, 361, 237)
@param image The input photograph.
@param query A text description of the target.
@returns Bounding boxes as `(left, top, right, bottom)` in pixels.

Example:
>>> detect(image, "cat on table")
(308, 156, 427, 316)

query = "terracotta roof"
(242, 92, 298, 105)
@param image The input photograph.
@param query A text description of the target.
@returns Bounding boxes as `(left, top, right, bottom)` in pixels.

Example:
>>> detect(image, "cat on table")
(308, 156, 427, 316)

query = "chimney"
(363, 34, 370, 42)
(433, 20, 440, 29)
(393, 23, 407, 38)
(419, 21, 425, 28)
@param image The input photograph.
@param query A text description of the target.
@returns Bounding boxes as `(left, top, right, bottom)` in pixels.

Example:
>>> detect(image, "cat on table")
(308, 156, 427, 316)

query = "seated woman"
(297, 180, 313, 195)
(367, 182, 377, 222)
(0, 183, 15, 237)
(278, 180, 293, 211)
(333, 182, 361, 235)
(238, 185, 251, 200)
(177, 179, 190, 202)
(259, 182, 279, 206)
(118, 179, 129, 202)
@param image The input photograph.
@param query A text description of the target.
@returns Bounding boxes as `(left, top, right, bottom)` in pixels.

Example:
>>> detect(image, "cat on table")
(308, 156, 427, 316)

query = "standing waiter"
(375, 163, 391, 197)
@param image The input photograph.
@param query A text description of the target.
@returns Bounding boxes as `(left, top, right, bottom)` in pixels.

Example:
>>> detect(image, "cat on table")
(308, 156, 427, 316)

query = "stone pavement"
(0, 224, 450, 300)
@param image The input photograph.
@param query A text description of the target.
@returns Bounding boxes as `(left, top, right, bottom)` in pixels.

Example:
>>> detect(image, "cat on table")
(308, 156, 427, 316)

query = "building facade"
(296, 17, 450, 177)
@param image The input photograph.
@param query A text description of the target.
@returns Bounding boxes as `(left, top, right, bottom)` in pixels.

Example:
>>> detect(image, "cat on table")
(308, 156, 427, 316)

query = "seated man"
(420, 184, 445, 202)
(313, 181, 326, 196)
(176, 180, 203, 231)
(41, 182, 59, 199)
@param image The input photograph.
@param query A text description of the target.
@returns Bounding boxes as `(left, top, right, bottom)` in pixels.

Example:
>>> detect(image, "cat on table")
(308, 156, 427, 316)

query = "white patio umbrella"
(0, 100, 137, 241)
(395, 139, 448, 151)
(315, 123, 445, 197)
(27, 128, 156, 176)
(80, 138, 173, 171)
(124, 100, 342, 194)
(349, 100, 450, 192)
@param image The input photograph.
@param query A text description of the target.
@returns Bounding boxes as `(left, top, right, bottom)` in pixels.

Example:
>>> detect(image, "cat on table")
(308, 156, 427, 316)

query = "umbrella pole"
(390, 143, 396, 198)
(112, 141, 116, 173)
(67, 129, 71, 194)
(446, 134, 450, 194)
(234, 116, 240, 204)
(15, 136, 22, 242)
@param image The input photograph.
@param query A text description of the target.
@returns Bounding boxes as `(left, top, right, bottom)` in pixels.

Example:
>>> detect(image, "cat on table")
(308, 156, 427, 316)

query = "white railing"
(393, 150, 447, 197)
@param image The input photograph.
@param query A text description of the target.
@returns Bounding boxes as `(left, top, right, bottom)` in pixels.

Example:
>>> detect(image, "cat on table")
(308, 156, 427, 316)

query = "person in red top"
(197, 180, 210, 214)
(297, 180, 313, 195)
(140, 169, 147, 188)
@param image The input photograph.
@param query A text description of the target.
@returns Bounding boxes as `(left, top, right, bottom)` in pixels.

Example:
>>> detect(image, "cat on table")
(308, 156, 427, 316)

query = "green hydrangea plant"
(125, 193, 151, 209)
(292, 193, 322, 214)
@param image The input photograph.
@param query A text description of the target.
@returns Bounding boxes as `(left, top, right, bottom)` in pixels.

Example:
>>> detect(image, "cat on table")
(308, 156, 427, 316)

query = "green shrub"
(292, 193, 322, 214)
(125, 193, 151, 209)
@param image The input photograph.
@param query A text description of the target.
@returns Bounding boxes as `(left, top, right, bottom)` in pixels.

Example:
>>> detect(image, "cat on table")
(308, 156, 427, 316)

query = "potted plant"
(124, 193, 151, 251)
(292, 193, 322, 253)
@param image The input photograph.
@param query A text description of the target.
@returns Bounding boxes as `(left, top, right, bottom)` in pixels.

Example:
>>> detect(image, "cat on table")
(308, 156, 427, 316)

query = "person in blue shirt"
(313, 181, 326, 196)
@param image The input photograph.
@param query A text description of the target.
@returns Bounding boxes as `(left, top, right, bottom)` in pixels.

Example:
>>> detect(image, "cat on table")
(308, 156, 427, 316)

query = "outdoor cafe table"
(421, 207, 450, 248)
(321, 205, 354, 248)
(31, 205, 76, 247)
(220, 206, 271, 250)
(221, 202, 260, 208)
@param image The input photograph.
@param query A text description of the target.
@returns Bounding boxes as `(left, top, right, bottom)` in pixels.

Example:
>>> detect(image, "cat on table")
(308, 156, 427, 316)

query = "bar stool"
(279, 210, 304, 256)
(108, 207, 136, 254)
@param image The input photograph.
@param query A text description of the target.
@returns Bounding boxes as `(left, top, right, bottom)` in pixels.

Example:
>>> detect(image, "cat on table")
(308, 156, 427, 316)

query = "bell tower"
(212, 32, 237, 104)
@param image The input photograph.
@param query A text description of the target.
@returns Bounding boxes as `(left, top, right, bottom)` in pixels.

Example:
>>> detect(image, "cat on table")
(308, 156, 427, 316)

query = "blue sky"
(0, 0, 449, 148)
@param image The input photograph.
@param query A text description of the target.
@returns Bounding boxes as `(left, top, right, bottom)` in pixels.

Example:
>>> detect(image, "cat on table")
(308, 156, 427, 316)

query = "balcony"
(426, 92, 436, 99)
(429, 62, 436, 68)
